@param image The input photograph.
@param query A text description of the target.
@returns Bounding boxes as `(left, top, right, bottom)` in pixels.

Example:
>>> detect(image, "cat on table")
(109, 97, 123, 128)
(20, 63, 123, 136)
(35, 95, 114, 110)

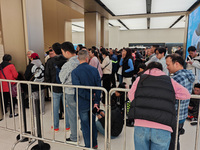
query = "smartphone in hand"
(92, 106, 99, 115)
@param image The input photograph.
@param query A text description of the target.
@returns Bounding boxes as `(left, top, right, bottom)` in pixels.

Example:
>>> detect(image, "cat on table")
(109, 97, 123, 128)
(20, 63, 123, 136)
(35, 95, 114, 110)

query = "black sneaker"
(59, 114, 64, 120)
(66, 138, 77, 144)
(9, 113, 18, 118)
(179, 128, 185, 135)
(190, 120, 198, 126)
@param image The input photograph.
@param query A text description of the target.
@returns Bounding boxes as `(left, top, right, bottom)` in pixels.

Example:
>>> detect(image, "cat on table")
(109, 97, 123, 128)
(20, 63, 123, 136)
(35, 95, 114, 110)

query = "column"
(25, 0, 45, 63)
(84, 12, 101, 48)
(0, 0, 27, 72)
(101, 17, 109, 48)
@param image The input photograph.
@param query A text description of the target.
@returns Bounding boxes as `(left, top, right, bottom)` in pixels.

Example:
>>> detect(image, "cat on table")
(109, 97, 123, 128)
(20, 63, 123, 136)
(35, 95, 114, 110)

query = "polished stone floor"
(0, 100, 199, 150)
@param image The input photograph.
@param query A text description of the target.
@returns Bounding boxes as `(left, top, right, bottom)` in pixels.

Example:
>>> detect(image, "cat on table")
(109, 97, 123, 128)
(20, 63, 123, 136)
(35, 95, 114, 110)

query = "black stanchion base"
(16, 131, 31, 142)
(31, 143, 50, 150)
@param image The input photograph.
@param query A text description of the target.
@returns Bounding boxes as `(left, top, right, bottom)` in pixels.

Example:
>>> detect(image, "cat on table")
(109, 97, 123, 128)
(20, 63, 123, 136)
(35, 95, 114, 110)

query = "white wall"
(118, 28, 185, 48)
(72, 28, 185, 48)
(72, 32, 84, 45)
(109, 27, 120, 49)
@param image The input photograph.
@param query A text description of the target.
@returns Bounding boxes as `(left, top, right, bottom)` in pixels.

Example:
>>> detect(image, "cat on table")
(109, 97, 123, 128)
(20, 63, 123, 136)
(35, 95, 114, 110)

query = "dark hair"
(89, 49, 98, 57)
(82, 46, 87, 50)
(49, 49, 53, 52)
(194, 83, 200, 89)
(166, 53, 185, 67)
(101, 48, 108, 56)
(78, 44, 83, 50)
(146, 62, 163, 71)
(3, 54, 12, 62)
(117, 82, 126, 94)
(125, 48, 132, 57)
(61, 42, 76, 54)
(156, 47, 166, 55)
(152, 45, 159, 49)
(188, 46, 196, 52)
(52, 42, 62, 55)
(138, 63, 146, 70)
(92, 46, 96, 50)
(123, 48, 133, 63)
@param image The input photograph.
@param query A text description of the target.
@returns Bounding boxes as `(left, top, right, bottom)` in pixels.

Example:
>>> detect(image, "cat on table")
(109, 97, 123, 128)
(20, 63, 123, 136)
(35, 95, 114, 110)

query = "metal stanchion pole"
(175, 100, 180, 150)
(194, 99, 200, 150)
(16, 83, 31, 142)
(31, 92, 50, 150)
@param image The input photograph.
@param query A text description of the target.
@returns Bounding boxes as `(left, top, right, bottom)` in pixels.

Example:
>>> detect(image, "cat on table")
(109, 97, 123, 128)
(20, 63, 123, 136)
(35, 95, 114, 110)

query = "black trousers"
(110, 72, 117, 88)
(3, 92, 17, 115)
(169, 122, 184, 150)
(102, 74, 111, 104)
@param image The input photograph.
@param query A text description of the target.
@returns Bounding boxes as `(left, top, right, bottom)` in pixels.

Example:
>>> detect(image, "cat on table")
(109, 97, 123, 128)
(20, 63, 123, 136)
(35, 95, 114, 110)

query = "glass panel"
(119, 26, 128, 30)
(72, 25, 84, 32)
(172, 16, 186, 28)
(109, 20, 123, 27)
(150, 16, 180, 29)
(72, 21, 84, 28)
(152, 0, 197, 13)
(100, 0, 146, 15)
(121, 18, 147, 30)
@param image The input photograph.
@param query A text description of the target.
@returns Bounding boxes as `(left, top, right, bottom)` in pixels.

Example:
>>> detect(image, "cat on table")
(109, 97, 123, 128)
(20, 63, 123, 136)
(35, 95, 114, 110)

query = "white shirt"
(100, 56, 112, 74)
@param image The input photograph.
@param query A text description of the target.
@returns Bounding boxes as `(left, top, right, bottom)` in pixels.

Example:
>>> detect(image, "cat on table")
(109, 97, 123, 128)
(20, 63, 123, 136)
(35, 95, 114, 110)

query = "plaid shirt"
(172, 69, 195, 120)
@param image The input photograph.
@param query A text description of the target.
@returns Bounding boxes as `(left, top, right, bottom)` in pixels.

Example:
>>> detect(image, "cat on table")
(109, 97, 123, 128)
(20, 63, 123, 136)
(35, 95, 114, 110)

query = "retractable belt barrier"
(109, 88, 200, 150)
(0, 79, 108, 150)
(0, 79, 199, 150)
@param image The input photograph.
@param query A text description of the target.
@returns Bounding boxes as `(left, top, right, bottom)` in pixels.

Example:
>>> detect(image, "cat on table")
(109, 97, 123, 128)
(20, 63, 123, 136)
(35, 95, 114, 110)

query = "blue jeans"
(53, 92, 70, 129)
(96, 120, 116, 139)
(79, 109, 97, 148)
(134, 126, 171, 150)
(118, 74, 123, 84)
(65, 94, 77, 141)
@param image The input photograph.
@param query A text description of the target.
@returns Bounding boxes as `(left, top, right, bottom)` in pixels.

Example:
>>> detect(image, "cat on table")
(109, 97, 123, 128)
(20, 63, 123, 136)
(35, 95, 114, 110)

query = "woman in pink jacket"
(128, 62, 191, 150)
(0, 54, 18, 118)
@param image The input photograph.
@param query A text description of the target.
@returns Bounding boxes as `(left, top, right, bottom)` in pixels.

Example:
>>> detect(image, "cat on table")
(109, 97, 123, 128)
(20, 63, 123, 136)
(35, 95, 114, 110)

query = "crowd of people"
(0, 42, 199, 150)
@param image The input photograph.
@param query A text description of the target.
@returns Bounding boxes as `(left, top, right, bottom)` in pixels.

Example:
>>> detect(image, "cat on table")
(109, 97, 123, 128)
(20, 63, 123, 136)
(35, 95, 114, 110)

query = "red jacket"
(0, 62, 18, 92)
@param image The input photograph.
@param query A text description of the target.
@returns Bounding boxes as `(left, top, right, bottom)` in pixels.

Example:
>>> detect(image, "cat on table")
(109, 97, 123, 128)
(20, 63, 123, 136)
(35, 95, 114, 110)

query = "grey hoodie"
(59, 55, 79, 94)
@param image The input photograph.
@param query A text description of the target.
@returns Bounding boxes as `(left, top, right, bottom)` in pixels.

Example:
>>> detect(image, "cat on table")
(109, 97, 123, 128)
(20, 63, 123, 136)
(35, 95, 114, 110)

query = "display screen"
(186, 5, 200, 57)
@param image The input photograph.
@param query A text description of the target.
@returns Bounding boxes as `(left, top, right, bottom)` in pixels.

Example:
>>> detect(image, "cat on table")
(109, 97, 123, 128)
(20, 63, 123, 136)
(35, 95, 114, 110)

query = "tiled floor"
(0, 100, 199, 150)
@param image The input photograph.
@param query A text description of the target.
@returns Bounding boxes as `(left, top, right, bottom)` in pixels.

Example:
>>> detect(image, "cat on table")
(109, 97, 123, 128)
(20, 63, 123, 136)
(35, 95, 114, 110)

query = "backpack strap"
(102, 61, 110, 71)
(0, 65, 7, 79)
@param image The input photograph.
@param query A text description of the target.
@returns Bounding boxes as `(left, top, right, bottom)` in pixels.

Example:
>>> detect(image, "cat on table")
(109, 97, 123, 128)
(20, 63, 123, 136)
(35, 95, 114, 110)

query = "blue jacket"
(71, 63, 101, 111)
(111, 54, 118, 73)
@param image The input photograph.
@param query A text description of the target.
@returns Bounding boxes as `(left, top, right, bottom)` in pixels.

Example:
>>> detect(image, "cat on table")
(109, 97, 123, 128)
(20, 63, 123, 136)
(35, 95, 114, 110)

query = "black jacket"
(45, 55, 67, 93)
(129, 74, 176, 129)
(122, 58, 134, 78)
(99, 105, 124, 137)
(111, 93, 126, 114)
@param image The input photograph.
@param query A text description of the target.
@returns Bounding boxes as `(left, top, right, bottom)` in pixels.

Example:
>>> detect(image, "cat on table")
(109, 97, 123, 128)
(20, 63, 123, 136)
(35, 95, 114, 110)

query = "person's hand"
(188, 106, 193, 110)
(94, 104, 99, 112)
(186, 61, 193, 65)
(122, 53, 126, 58)
(97, 114, 102, 119)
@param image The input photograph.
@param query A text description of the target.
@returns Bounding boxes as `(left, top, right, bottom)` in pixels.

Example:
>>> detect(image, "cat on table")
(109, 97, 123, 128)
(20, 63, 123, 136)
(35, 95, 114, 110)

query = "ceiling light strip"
(118, 19, 129, 30)
(169, 15, 184, 28)
(72, 24, 84, 29)
(187, 0, 200, 11)
(95, 0, 115, 16)
(109, 23, 114, 26)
